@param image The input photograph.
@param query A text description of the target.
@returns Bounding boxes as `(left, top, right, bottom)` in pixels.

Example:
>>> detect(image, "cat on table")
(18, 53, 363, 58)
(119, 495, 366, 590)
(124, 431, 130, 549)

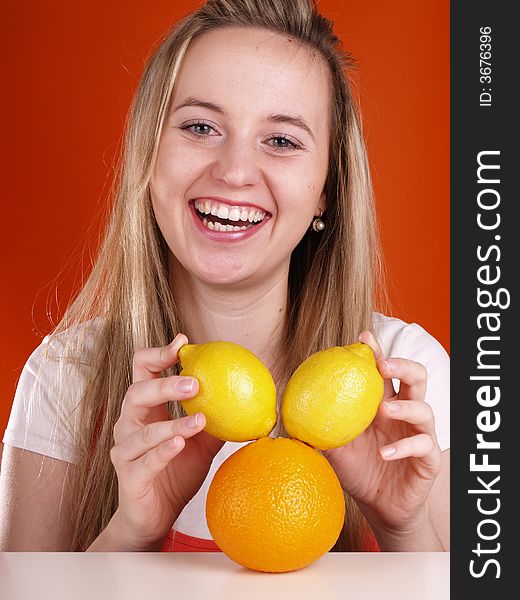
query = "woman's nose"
(210, 136, 262, 188)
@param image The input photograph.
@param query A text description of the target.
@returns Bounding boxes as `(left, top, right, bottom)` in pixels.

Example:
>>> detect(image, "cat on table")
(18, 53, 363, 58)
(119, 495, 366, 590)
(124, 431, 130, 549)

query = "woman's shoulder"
(16, 317, 104, 389)
(40, 317, 104, 359)
(372, 312, 450, 450)
(3, 318, 104, 464)
(372, 312, 449, 364)
(16, 317, 104, 422)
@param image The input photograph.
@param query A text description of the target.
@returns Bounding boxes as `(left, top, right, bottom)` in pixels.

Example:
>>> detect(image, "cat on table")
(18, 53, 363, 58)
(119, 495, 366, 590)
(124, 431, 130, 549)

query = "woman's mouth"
(189, 198, 270, 239)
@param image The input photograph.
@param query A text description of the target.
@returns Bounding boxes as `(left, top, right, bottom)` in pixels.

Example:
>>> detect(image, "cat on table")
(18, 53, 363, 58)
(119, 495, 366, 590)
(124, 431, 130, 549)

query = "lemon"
(179, 341, 277, 442)
(281, 342, 384, 450)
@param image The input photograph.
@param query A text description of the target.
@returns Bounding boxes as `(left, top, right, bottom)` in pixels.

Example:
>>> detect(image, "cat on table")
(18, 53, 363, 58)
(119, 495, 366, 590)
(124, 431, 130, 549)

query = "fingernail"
(383, 360, 393, 373)
(170, 333, 186, 347)
(385, 401, 399, 413)
(187, 414, 200, 428)
(380, 445, 397, 459)
(177, 377, 196, 393)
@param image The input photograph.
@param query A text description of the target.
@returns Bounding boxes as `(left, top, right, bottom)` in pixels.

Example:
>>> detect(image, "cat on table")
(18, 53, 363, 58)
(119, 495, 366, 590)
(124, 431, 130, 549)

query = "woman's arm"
(0, 445, 74, 551)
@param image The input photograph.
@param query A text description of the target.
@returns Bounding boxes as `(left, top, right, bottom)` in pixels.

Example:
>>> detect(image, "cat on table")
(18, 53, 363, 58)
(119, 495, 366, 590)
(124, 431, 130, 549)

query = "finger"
(114, 375, 199, 441)
(359, 330, 384, 361)
(133, 333, 189, 382)
(377, 357, 427, 402)
(113, 414, 206, 463)
(359, 330, 396, 397)
(124, 376, 198, 411)
(381, 400, 436, 435)
(130, 436, 187, 485)
(380, 433, 441, 470)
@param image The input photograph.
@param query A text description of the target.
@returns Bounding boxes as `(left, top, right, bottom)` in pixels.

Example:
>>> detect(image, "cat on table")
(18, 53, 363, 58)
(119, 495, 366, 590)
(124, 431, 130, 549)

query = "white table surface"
(1, 552, 449, 600)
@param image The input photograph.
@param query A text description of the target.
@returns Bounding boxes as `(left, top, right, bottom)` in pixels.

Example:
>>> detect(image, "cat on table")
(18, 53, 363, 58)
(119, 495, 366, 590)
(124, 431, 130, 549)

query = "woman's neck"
(170, 260, 288, 373)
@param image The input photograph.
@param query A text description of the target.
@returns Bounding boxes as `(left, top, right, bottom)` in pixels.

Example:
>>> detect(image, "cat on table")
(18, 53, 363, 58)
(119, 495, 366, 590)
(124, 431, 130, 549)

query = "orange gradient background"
(0, 0, 449, 436)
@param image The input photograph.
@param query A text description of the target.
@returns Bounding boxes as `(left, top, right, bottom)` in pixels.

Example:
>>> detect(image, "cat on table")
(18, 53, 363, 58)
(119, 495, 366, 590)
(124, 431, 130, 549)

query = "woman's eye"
(180, 122, 219, 137)
(266, 135, 301, 152)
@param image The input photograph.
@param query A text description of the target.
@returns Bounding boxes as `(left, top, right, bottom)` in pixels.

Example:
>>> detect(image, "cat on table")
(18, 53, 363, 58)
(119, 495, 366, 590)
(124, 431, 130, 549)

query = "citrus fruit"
(206, 437, 345, 572)
(178, 341, 277, 442)
(281, 342, 384, 449)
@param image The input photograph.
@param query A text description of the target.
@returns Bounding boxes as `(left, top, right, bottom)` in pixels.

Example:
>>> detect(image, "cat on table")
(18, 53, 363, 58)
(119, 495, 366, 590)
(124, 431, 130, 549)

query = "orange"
(206, 437, 345, 573)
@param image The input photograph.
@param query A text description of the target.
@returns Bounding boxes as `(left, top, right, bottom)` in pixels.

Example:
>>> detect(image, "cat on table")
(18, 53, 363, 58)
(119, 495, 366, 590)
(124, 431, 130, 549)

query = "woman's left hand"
(322, 330, 443, 549)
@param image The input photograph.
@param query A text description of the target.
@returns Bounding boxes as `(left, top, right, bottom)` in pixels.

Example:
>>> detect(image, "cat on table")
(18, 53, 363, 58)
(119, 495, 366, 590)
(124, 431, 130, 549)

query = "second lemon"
(282, 342, 384, 449)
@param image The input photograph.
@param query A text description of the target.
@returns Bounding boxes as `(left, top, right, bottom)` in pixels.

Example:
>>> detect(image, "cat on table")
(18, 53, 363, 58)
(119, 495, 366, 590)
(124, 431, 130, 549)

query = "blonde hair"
(45, 0, 386, 551)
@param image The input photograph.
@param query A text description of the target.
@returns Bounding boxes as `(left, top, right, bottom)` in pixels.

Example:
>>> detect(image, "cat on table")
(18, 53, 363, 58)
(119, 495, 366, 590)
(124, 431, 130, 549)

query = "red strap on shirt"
(160, 529, 380, 552)
(161, 529, 221, 552)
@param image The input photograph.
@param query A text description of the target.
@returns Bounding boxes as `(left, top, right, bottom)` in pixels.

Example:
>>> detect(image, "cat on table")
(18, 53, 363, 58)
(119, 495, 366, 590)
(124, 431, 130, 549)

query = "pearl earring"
(312, 209, 325, 232)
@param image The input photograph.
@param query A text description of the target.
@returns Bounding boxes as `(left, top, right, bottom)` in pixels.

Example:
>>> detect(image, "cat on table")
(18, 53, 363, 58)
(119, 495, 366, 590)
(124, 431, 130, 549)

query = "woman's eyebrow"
(171, 97, 316, 142)
(266, 113, 316, 143)
(171, 96, 225, 114)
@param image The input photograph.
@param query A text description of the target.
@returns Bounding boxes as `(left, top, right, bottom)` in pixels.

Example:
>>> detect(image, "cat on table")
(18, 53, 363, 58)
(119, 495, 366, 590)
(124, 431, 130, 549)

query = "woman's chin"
(184, 256, 255, 288)
(194, 268, 254, 288)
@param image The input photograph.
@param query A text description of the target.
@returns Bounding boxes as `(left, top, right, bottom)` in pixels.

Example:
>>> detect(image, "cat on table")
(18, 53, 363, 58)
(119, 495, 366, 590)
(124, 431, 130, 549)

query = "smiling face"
(150, 26, 331, 288)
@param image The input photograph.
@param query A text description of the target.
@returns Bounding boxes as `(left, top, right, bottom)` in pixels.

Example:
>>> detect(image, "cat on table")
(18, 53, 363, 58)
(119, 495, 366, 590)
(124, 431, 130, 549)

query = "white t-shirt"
(3, 313, 450, 540)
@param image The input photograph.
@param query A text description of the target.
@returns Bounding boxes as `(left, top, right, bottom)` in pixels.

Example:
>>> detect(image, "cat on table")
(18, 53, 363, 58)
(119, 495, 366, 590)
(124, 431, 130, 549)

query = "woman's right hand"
(107, 333, 224, 551)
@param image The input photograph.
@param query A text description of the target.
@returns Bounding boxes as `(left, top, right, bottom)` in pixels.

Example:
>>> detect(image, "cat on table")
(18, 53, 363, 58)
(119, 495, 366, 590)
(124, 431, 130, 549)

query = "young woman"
(0, 0, 449, 553)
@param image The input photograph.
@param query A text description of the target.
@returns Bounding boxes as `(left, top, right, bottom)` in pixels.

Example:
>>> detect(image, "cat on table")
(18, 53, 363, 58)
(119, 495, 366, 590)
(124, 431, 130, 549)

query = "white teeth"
(228, 207, 241, 222)
(213, 222, 237, 232)
(217, 205, 229, 219)
(246, 208, 266, 223)
(195, 201, 266, 221)
(195, 200, 267, 229)
(202, 217, 249, 232)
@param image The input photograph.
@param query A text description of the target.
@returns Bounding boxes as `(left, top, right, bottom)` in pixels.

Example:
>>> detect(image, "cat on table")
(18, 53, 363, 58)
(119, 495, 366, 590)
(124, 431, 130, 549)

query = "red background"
(0, 0, 449, 437)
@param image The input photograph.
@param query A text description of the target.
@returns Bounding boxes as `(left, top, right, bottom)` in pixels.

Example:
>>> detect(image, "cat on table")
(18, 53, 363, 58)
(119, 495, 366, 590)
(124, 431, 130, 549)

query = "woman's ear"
(316, 191, 326, 215)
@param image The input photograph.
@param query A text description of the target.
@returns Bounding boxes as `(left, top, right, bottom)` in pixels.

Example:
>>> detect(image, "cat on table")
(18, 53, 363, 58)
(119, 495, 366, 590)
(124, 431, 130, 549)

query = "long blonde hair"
(46, 0, 386, 551)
